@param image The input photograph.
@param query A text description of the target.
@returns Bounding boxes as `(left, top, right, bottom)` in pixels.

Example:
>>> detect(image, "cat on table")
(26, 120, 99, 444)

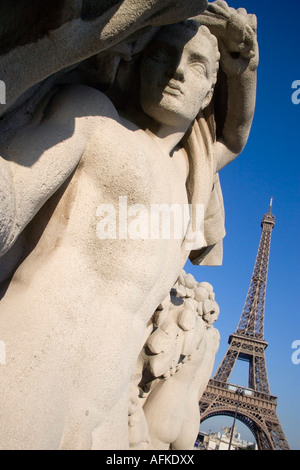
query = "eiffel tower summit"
(199, 199, 290, 450)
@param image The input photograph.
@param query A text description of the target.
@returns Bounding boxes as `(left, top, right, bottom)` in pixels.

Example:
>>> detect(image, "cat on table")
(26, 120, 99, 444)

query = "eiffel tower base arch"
(199, 380, 290, 450)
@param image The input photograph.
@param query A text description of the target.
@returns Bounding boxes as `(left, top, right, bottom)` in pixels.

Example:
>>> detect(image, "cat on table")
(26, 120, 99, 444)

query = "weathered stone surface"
(0, 1, 258, 449)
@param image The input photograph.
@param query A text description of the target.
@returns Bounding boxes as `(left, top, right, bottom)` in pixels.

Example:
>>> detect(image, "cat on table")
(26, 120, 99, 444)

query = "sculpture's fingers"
(207, 0, 231, 19)
(240, 24, 257, 57)
(248, 13, 258, 33)
(236, 7, 248, 17)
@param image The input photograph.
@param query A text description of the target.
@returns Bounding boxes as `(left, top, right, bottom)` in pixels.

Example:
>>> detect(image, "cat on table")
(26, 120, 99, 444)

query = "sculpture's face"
(140, 24, 218, 128)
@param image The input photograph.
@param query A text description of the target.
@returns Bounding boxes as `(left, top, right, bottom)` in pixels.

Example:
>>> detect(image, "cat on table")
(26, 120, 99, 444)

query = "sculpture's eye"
(190, 61, 207, 76)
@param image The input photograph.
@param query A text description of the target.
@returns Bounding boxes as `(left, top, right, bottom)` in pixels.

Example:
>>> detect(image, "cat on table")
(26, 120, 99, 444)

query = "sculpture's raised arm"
(195, 0, 258, 171)
(0, 0, 208, 117)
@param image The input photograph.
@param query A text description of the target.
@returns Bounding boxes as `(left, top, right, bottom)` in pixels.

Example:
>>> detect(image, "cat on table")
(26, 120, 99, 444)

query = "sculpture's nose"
(166, 57, 185, 82)
(173, 68, 185, 82)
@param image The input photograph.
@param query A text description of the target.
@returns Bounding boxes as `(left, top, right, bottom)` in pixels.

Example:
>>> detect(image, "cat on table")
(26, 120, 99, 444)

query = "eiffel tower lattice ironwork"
(199, 199, 290, 450)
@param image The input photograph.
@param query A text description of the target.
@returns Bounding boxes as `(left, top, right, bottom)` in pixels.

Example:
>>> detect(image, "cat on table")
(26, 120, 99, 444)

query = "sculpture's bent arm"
(0, 85, 116, 256)
(214, 60, 257, 172)
(0, 0, 208, 117)
(196, 1, 258, 171)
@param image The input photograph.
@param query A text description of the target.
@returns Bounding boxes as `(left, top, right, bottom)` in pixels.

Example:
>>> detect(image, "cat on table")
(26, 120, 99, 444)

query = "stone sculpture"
(129, 271, 220, 450)
(0, 1, 258, 449)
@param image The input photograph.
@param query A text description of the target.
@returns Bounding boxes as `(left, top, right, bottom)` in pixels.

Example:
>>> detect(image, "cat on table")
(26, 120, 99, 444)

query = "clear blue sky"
(184, 0, 300, 450)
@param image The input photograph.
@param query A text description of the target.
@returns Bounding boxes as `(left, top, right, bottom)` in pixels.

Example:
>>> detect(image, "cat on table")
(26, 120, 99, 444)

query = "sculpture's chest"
(81, 119, 188, 208)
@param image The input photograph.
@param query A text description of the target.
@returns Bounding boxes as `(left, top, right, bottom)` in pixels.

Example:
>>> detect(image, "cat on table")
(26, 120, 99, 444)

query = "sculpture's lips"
(163, 81, 183, 96)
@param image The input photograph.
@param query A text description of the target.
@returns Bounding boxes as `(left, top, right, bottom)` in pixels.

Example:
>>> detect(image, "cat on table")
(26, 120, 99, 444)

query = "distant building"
(195, 426, 257, 450)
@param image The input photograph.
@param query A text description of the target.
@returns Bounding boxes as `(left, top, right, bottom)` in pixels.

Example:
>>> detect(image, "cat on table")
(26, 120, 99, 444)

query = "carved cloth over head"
(183, 107, 225, 266)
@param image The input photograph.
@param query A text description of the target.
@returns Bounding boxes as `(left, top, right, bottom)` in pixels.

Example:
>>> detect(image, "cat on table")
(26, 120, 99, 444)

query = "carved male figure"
(0, 2, 258, 449)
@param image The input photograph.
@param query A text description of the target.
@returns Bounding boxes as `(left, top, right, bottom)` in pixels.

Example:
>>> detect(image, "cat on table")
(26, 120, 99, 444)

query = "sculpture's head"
(139, 20, 220, 130)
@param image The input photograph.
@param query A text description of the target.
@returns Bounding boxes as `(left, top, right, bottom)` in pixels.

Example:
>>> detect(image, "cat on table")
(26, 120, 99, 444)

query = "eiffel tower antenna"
(199, 201, 290, 450)
(268, 197, 273, 213)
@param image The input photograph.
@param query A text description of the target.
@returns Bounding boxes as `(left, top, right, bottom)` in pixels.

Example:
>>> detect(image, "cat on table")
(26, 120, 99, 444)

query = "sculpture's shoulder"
(46, 84, 120, 127)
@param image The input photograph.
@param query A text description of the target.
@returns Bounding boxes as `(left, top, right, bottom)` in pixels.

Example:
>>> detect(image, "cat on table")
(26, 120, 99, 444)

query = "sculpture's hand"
(196, 2, 259, 170)
(196, 0, 258, 75)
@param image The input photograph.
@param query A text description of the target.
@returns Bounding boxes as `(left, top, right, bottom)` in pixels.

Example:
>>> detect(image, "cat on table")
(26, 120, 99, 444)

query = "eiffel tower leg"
(255, 428, 273, 450)
(252, 413, 290, 450)
(214, 348, 239, 383)
(249, 353, 270, 394)
(265, 419, 291, 450)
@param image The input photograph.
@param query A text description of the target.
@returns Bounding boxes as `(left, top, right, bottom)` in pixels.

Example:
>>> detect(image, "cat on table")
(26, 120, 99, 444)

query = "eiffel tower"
(199, 199, 290, 450)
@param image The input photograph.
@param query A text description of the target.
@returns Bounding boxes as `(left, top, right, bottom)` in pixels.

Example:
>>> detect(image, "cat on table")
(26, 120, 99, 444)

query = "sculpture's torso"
(0, 87, 190, 449)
